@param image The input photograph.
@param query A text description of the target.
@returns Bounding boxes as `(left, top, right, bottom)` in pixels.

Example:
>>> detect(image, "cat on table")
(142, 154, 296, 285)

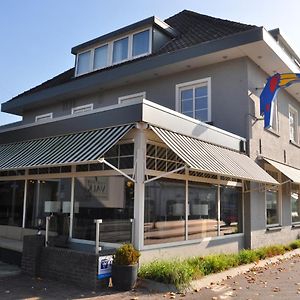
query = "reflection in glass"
(77, 51, 91, 75)
(72, 176, 134, 243)
(188, 182, 217, 239)
(220, 186, 242, 235)
(291, 191, 300, 223)
(25, 179, 71, 236)
(113, 37, 128, 63)
(0, 181, 25, 227)
(144, 179, 185, 245)
(94, 45, 108, 69)
(132, 30, 149, 57)
(266, 190, 279, 225)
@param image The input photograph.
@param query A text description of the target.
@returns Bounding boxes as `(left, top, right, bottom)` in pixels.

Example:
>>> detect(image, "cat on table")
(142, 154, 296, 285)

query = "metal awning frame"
(98, 158, 136, 183)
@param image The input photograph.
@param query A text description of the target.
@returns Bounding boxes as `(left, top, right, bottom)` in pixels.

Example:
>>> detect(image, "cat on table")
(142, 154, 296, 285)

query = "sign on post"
(98, 255, 113, 279)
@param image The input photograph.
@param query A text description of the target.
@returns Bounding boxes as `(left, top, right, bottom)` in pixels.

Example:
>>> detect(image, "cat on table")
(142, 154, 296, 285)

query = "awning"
(263, 157, 300, 184)
(151, 126, 278, 185)
(0, 124, 134, 170)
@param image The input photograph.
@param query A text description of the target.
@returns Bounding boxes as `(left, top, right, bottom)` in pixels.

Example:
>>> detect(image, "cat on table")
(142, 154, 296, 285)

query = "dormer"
(71, 16, 177, 77)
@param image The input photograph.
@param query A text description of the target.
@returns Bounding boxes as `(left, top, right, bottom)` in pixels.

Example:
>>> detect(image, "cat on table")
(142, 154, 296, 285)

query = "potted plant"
(112, 243, 140, 290)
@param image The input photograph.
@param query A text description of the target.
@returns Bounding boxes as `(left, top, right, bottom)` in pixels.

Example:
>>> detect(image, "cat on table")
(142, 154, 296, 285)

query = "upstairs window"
(35, 113, 53, 123)
(176, 78, 211, 122)
(76, 51, 91, 76)
(75, 28, 151, 76)
(71, 104, 93, 114)
(113, 37, 129, 64)
(289, 105, 298, 143)
(132, 30, 150, 57)
(94, 44, 108, 70)
(118, 92, 146, 104)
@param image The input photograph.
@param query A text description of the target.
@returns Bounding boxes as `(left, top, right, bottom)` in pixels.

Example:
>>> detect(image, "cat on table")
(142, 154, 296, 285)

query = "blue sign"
(98, 255, 113, 279)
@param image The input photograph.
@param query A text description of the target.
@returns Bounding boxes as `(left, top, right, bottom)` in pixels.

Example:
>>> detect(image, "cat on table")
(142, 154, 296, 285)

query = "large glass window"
(220, 186, 243, 235)
(25, 179, 71, 235)
(0, 181, 25, 227)
(94, 44, 108, 70)
(177, 79, 211, 122)
(113, 37, 129, 64)
(266, 189, 279, 225)
(72, 176, 134, 243)
(132, 30, 150, 57)
(144, 179, 185, 245)
(76, 51, 91, 75)
(291, 187, 300, 223)
(188, 182, 217, 239)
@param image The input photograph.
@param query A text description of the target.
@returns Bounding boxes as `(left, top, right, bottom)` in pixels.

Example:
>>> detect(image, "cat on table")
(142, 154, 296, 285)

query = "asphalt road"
(0, 254, 299, 299)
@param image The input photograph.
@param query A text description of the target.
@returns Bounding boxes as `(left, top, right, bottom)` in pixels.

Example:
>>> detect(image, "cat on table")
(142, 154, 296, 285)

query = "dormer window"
(75, 28, 152, 76)
(132, 30, 150, 57)
(77, 51, 91, 76)
(113, 37, 129, 64)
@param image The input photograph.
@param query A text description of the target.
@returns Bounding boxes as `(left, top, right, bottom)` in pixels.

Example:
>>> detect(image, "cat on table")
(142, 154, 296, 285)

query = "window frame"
(289, 104, 299, 144)
(175, 77, 212, 123)
(75, 28, 152, 76)
(71, 103, 94, 115)
(75, 50, 93, 76)
(118, 92, 146, 104)
(264, 166, 282, 228)
(291, 185, 300, 224)
(35, 113, 53, 123)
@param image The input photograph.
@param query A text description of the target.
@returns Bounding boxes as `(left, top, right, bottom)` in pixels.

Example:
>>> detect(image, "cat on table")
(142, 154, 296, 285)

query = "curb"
(138, 248, 300, 293)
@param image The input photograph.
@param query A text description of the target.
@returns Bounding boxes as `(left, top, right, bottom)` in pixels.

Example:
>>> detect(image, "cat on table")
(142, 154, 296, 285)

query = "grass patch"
(138, 239, 300, 289)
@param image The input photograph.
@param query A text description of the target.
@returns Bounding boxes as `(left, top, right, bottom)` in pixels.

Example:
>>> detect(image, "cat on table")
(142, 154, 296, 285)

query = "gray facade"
(1, 10, 300, 265)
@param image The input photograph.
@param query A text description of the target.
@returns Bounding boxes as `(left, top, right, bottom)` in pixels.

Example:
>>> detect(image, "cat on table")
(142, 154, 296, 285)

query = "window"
(71, 104, 93, 114)
(289, 105, 299, 143)
(35, 113, 53, 123)
(132, 29, 150, 57)
(266, 189, 280, 226)
(75, 28, 152, 76)
(94, 44, 108, 70)
(144, 178, 186, 245)
(0, 181, 25, 227)
(113, 37, 129, 64)
(270, 97, 279, 132)
(76, 51, 91, 76)
(73, 176, 134, 242)
(118, 92, 146, 104)
(25, 179, 72, 232)
(176, 78, 211, 122)
(291, 186, 300, 223)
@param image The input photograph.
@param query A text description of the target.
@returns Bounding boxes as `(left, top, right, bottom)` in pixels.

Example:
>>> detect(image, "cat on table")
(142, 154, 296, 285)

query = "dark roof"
(159, 10, 256, 53)
(6, 10, 257, 104)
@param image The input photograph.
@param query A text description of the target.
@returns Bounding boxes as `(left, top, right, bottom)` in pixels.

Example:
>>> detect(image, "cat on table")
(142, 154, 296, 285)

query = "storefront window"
(72, 176, 134, 243)
(188, 182, 217, 239)
(266, 189, 279, 225)
(25, 179, 71, 235)
(144, 179, 185, 245)
(0, 181, 25, 227)
(291, 189, 300, 223)
(220, 186, 243, 235)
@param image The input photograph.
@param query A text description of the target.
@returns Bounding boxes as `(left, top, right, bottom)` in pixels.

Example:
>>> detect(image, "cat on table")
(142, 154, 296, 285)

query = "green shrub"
(113, 243, 140, 265)
(138, 259, 194, 288)
(238, 249, 258, 264)
(138, 239, 300, 289)
(289, 240, 300, 250)
(198, 254, 239, 275)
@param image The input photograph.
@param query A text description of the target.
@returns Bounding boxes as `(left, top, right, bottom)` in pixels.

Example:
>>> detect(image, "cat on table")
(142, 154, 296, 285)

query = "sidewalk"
(0, 250, 300, 299)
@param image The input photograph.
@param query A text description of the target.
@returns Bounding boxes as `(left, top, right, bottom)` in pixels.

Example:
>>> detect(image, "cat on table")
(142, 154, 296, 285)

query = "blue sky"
(1, 0, 300, 125)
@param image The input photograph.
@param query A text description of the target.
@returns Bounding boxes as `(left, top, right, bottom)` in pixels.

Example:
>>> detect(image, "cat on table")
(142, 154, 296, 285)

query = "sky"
(1, 0, 300, 126)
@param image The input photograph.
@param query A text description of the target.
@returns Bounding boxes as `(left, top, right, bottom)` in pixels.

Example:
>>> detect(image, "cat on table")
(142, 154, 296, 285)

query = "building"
(0, 10, 299, 275)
